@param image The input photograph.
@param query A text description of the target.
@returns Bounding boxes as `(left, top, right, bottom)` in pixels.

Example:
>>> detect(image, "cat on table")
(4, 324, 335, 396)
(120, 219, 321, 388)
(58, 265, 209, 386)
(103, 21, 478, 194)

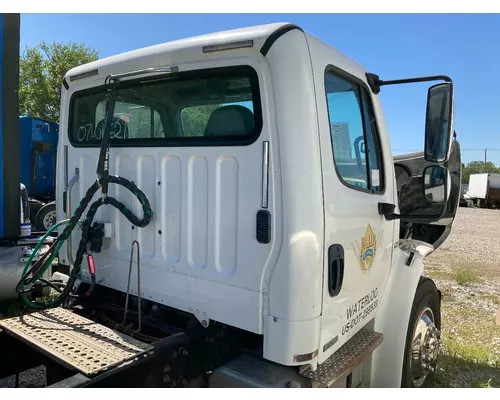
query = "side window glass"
(325, 69, 384, 193)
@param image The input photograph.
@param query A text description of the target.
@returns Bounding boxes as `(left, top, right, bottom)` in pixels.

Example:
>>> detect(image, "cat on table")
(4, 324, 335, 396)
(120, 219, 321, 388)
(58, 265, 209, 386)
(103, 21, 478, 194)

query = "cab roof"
(65, 23, 290, 81)
(64, 22, 369, 89)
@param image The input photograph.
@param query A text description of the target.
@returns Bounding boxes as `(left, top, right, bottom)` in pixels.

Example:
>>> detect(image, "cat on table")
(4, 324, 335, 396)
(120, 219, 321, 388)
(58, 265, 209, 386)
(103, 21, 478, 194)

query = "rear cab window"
(68, 66, 262, 147)
(180, 101, 254, 138)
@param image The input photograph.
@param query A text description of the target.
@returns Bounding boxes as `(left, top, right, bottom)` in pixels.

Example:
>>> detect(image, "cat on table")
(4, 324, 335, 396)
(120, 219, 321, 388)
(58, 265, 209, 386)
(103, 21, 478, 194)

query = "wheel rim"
(43, 210, 57, 230)
(410, 306, 440, 387)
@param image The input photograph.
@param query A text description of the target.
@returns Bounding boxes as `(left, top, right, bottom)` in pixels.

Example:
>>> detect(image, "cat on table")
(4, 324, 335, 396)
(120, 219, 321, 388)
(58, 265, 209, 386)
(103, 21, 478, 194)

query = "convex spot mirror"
(423, 165, 450, 204)
(424, 82, 454, 163)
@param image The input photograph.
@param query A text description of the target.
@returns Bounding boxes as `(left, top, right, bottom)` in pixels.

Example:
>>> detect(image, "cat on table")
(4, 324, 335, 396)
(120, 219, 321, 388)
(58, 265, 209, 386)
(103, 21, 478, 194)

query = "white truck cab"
(2, 22, 460, 389)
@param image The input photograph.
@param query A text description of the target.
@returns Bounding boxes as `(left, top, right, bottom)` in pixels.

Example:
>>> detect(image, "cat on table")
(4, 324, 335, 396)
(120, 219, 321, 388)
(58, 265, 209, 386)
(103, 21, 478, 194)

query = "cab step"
(0, 307, 153, 376)
(300, 328, 383, 387)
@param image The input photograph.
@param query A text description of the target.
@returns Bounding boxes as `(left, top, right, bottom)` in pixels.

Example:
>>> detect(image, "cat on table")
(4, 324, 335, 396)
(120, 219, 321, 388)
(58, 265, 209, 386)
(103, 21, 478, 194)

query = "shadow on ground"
(427, 355, 500, 388)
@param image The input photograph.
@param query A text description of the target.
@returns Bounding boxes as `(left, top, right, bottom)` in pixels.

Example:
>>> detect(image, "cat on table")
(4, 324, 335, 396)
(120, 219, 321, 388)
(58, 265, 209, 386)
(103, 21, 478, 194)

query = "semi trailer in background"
(19, 116, 58, 231)
(465, 173, 500, 208)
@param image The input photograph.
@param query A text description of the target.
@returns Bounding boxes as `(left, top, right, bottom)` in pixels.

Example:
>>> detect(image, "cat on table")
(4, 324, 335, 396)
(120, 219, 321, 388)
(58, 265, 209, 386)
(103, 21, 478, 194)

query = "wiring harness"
(16, 86, 153, 310)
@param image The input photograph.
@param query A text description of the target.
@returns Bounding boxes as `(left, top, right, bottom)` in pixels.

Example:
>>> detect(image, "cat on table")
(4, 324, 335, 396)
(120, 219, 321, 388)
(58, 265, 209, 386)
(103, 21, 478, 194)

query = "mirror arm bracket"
(366, 72, 452, 94)
(384, 213, 401, 221)
(378, 203, 401, 220)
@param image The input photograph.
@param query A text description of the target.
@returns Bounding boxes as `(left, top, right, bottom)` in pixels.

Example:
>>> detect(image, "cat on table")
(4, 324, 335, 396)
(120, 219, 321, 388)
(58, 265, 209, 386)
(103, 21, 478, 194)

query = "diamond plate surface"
(0, 307, 153, 376)
(300, 328, 383, 387)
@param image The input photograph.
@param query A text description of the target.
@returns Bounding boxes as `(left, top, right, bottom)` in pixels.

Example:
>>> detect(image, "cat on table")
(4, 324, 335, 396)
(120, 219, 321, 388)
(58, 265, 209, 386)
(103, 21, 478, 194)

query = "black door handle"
(328, 244, 345, 297)
(62, 191, 67, 213)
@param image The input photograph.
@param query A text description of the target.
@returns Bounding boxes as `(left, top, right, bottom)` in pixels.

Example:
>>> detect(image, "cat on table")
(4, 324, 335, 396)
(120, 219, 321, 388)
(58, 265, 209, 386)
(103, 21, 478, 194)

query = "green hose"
(18, 219, 70, 309)
(15, 175, 153, 311)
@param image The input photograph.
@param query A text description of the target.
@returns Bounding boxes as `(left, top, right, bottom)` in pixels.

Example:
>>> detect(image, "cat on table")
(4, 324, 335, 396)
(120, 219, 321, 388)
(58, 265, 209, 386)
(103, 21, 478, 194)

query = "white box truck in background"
(466, 173, 500, 208)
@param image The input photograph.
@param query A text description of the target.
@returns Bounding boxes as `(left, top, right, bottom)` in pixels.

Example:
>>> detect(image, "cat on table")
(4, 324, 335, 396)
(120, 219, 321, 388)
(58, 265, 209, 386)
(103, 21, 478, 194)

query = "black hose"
(17, 176, 153, 309)
(16, 88, 154, 309)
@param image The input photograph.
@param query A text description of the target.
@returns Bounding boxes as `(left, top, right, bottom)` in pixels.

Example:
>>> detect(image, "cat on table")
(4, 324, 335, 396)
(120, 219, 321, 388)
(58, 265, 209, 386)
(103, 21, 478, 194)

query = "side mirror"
(423, 165, 450, 203)
(424, 82, 454, 163)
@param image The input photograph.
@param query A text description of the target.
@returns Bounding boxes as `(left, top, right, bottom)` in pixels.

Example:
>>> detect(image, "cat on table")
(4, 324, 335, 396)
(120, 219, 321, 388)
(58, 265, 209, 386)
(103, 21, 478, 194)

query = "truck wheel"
(35, 202, 57, 231)
(401, 277, 441, 388)
(29, 199, 44, 223)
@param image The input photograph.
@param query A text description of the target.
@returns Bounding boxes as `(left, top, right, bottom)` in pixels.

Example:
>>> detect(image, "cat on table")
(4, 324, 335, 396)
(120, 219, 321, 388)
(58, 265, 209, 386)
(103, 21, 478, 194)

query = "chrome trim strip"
(261, 141, 270, 208)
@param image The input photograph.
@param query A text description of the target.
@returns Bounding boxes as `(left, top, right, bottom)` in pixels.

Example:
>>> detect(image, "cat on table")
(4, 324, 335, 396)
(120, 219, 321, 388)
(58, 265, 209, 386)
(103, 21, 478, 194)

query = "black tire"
(29, 199, 44, 223)
(401, 277, 441, 388)
(35, 202, 57, 231)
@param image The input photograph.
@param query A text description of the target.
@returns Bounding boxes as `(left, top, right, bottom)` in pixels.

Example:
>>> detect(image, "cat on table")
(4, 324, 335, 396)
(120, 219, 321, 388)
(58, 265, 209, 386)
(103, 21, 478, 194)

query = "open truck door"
(393, 135, 461, 249)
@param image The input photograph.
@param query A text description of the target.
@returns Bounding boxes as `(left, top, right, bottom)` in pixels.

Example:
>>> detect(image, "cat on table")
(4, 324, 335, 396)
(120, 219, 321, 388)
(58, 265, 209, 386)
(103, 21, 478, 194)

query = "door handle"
(328, 244, 345, 297)
(62, 191, 67, 213)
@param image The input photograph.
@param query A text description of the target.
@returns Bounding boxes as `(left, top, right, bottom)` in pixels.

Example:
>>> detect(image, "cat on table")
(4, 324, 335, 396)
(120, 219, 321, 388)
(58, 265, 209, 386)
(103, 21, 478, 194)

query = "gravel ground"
(424, 207, 500, 388)
(432, 207, 500, 276)
(0, 367, 46, 388)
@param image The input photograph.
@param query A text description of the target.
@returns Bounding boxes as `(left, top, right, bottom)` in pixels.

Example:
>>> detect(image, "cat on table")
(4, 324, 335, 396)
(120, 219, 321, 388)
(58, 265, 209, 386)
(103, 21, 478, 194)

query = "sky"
(19, 13, 500, 165)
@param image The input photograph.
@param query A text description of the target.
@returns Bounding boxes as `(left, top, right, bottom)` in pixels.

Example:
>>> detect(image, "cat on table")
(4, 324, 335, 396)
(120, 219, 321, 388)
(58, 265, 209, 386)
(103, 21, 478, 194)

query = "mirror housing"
(423, 165, 450, 204)
(424, 82, 454, 163)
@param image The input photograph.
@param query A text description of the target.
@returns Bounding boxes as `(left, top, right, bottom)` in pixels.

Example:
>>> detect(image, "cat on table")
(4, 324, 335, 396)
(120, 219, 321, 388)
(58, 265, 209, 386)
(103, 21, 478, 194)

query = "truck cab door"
(394, 138, 462, 249)
(315, 66, 397, 363)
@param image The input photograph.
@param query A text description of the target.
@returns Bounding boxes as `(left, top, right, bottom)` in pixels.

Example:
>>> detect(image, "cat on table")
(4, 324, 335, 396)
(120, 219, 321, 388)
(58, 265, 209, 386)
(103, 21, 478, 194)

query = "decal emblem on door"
(359, 224, 376, 273)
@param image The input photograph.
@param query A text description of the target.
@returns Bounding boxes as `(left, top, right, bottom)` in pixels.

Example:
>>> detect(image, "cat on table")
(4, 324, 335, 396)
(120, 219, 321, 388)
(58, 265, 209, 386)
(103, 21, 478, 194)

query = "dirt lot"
(424, 207, 500, 388)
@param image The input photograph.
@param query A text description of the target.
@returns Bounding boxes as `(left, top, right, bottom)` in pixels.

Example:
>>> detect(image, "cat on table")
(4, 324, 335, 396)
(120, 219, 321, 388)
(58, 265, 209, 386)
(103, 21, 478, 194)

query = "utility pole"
(484, 148, 488, 164)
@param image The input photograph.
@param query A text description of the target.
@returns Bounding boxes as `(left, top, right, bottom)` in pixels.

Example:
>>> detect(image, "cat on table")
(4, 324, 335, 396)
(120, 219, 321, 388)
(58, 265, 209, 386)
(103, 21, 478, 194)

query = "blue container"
(19, 116, 59, 200)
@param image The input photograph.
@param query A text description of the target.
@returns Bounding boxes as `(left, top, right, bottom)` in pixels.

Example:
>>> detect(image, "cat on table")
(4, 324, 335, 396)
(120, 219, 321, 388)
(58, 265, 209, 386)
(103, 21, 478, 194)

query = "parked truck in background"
(459, 183, 469, 207)
(1, 19, 461, 388)
(19, 116, 59, 231)
(465, 173, 500, 208)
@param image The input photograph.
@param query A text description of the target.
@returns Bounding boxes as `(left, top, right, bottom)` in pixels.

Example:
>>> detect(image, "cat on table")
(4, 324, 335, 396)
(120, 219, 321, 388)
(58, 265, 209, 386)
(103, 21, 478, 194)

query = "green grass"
(422, 247, 500, 388)
(4, 301, 24, 318)
(450, 264, 482, 286)
(430, 315, 500, 387)
(430, 355, 500, 388)
(475, 379, 494, 389)
(444, 337, 498, 366)
(1, 293, 59, 319)
(424, 262, 482, 286)
(425, 268, 453, 282)
(484, 293, 500, 306)
(425, 278, 500, 388)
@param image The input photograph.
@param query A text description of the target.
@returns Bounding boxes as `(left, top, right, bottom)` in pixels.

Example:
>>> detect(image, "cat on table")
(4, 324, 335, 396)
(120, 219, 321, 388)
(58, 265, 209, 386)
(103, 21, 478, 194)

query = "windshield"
(68, 66, 262, 147)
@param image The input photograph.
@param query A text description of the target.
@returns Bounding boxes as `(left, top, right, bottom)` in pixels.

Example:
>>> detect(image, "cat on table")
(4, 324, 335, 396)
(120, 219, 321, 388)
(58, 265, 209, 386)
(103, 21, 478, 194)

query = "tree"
(180, 105, 222, 137)
(461, 161, 500, 184)
(19, 41, 99, 123)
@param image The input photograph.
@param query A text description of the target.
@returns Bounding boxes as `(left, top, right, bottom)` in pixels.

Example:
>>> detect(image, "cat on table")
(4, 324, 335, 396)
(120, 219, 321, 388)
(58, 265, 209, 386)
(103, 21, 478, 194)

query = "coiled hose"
(16, 176, 153, 309)
(16, 86, 153, 310)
